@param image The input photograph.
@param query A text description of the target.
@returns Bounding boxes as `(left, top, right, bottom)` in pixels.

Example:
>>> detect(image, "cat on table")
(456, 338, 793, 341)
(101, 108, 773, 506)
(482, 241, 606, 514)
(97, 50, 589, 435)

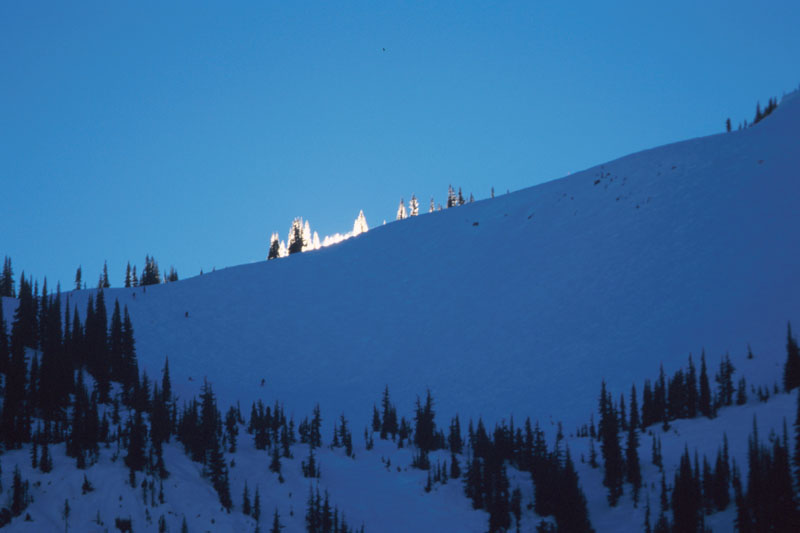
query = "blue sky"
(2, 1, 799, 289)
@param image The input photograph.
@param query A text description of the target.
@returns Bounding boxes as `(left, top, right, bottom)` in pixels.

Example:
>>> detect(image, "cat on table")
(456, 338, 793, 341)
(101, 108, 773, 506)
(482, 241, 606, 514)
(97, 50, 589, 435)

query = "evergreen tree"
(40, 442, 53, 472)
(10, 466, 28, 517)
(641, 380, 653, 428)
(270, 508, 283, 533)
(783, 322, 800, 391)
(74, 266, 82, 291)
(448, 416, 463, 454)
(699, 351, 712, 417)
(447, 185, 457, 208)
(715, 354, 735, 407)
(733, 461, 750, 533)
(380, 385, 398, 439)
(310, 404, 323, 449)
(0, 300, 8, 375)
(62, 498, 70, 532)
(0, 256, 14, 297)
(125, 262, 132, 287)
(125, 410, 147, 472)
(253, 485, 262, 523)
(795, 389, 800, 495)
(409, 195, 419, 216)
(109, 300, 124, 382)
(207, 431, 232, 510)
(686, 355, 698, 418)
(140, 255, 161, 285)
(598, 381, 624, 505)
(396, 198, 407, 220)
(121, 305, 138, 403)
(625, 389, 642, 504)
(268, 233, 281, 260)
(270, 445, 282, 475)
(242, 481, 252, 515)
(102, 261, 110, 288)
(671, 447, 703, 533)
(288, 219, 304, 255)
(413, 389, 437, 453)
(555, 448, 595, 533)
(2, 277, 35, 448)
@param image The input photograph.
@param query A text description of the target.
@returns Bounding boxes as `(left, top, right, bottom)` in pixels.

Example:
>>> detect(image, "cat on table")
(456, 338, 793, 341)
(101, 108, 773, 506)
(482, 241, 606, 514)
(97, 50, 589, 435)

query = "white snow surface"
(58, 90, 799, 432)
(2, 91, 800, 532)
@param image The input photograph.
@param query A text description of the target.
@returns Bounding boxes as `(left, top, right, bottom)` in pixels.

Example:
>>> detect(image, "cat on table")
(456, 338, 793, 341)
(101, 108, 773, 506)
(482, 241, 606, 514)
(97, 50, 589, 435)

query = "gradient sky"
(2, 1, 799, 289)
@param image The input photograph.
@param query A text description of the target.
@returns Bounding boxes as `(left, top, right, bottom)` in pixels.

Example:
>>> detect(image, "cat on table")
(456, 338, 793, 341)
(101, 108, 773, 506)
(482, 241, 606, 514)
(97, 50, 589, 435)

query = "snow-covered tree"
(409, 195, 419, 216)
(396, 199, 407, 220)
(268, 233, 280, 260)
(288, 219, 304, 255)
(353, 210, 369, 236)
(429, 197, 435, 213)
(312, 231, 321, 250)
(302, 220, 312, 251)
(447, 185, 457, 208)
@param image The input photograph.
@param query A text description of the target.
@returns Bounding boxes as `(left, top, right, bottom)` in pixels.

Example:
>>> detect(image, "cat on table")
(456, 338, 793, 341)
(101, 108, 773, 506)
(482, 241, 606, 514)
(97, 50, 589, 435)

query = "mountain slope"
(2, 91, 799, 533)
(82, 90, 800, 436)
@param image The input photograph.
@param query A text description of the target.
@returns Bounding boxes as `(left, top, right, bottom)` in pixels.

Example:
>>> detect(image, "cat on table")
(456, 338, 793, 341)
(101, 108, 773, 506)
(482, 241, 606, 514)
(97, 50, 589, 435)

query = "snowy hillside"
(2, 90, 800, 533)
(57, 91, 800, 432)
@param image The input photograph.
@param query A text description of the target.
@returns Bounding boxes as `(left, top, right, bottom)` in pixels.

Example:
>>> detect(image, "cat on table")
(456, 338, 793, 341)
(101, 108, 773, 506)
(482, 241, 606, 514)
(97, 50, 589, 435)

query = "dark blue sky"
(2, 1, 799, 289)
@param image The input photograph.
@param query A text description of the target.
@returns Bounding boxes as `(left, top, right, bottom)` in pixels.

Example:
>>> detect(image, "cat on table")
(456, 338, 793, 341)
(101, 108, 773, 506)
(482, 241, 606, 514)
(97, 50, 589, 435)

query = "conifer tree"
(396, 198, 407, 220)
(74, 266, 82, 291)
(125, 410, 147, 473)
(253, 485, 262, 523)
(699, 351, 712, 417)
(712, 433, 730, 511)
(288, 219, 304, 255)
(672, 447, 703, 532)
(10, 466, 28, 517)
(556, 447, 595, 533)
(380, 385, 398, 439)
(598, 381, 624, 505)
(0, 256, 14, 297)
(270, 508, 283, 533)
(140, 255, 161, 285)
(795, 390, 800, 494)
(310, 404, 323, 449)
(686, 355, 698, 418)
(0, 300, 8, 375)
(268, 233, 281, 260)
(783, 322, 800, 391)
(102, 261, 110, 288)
(2, 279, 35, 448)
(120, 305, 138, 404)
(270, 445, 282, 475)
(626, 386, 642, 504)
(716, 354, 735, 407)
(242, 481, 251, 515)
(125, 262, 132, 287)
(409, 195, 419, 216)
(447, 185, 456, 208)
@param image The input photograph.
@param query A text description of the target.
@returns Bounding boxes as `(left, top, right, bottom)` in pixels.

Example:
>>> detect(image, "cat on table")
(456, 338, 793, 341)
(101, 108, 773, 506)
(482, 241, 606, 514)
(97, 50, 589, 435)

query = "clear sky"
(2, 1, 799, 289)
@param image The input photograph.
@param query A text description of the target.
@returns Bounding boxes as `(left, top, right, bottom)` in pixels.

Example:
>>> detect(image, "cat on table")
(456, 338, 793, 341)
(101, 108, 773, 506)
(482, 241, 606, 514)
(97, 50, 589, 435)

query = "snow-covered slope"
(61, 90, 800, 434)
(3, 90, 799, 533)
